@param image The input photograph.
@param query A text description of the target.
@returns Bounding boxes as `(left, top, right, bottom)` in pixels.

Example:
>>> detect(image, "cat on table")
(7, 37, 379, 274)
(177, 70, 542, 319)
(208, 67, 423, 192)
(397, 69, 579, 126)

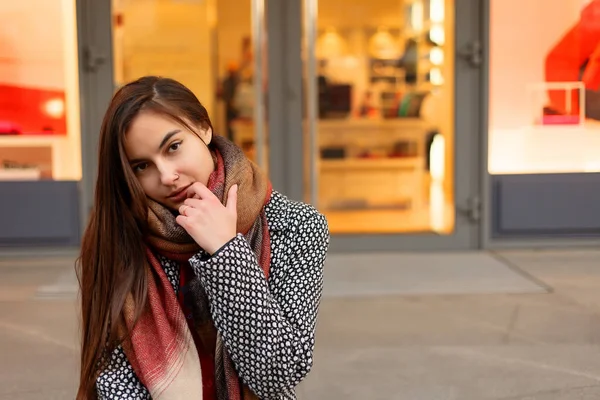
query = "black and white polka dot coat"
(96, 191, 330, 400)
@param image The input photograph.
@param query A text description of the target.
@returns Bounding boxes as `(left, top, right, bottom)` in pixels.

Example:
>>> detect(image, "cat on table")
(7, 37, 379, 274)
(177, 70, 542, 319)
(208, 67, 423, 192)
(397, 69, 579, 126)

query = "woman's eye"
(169, 142, 181, 152)
(133, 163, 148, 173)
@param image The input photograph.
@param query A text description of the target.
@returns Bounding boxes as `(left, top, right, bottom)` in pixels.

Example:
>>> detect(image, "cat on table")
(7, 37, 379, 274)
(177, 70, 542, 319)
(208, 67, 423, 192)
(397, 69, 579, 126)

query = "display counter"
(488, 121, 600, 239)
(488, 121, 600, 175)
(317, 119, 432, 210)
(231, 118, 436, 210)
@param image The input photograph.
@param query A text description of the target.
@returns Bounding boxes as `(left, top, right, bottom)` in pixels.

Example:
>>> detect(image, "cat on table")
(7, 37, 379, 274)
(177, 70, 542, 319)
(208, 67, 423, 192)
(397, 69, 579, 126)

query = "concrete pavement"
(1, 249, 600, 399)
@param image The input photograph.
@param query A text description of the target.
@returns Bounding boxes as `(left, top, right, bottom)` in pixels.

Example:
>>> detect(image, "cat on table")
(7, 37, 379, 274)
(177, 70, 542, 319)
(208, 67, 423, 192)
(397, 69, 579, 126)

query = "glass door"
(302, 0, 482, 250)
(110, 0, 268, 167)
(77, 0, 269, 225)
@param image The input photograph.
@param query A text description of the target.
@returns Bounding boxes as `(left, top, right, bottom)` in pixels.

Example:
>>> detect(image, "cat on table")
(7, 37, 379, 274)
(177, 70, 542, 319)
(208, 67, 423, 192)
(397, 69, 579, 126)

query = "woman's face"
(124, 111, 215, 210)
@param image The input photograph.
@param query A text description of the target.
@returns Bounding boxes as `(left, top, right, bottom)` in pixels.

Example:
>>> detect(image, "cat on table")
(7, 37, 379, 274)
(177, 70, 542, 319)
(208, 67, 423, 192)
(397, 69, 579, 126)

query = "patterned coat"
(96, 191, 330, 400)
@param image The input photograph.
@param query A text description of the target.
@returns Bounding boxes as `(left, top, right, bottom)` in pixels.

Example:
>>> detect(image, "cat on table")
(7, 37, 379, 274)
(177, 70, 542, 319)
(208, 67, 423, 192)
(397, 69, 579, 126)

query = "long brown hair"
(76, 76, 214, 399)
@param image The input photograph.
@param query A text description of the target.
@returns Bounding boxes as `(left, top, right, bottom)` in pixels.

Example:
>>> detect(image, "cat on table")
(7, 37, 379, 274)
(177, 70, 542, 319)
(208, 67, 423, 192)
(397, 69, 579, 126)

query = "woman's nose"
(158, 164, 179, 186)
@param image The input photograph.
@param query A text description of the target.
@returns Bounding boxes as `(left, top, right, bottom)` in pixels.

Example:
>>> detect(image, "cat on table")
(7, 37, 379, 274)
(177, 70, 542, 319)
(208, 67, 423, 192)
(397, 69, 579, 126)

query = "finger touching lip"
(168, 185, 192, 202)
(185, 182, 213, 199)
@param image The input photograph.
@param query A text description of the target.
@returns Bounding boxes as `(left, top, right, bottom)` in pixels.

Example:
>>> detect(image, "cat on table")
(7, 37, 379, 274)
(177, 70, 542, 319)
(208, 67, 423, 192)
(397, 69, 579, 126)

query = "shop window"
(489, 0, 600, 175)
(0, 1, 81, 181)
(305, 0, 456, 234)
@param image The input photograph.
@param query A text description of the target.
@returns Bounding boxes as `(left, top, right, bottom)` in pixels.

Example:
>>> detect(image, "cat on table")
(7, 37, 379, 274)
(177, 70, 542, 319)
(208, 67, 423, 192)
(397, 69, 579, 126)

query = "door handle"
(458, 40, 482, 68)
(456, 196, 481, 223)
(83, 45, 107, 73)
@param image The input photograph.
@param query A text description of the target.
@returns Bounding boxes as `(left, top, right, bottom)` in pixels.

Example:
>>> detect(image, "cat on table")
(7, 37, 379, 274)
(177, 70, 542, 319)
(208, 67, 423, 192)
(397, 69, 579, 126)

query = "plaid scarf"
(121, 135, 272, 399)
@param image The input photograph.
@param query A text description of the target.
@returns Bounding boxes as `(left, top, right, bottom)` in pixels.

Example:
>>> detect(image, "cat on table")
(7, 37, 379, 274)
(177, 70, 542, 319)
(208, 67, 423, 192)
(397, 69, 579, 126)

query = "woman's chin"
(166, 200, 182, 212)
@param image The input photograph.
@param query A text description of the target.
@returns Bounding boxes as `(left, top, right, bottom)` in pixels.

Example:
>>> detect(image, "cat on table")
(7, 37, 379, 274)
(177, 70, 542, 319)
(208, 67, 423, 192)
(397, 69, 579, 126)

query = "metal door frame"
(77, 0, 271, 230)
(76, 0, 114, 233)
(270, 0, 485, 252)
(265, 0, 305, 201)
(0, 0, 105, 258)
(77, 0, 486, 253)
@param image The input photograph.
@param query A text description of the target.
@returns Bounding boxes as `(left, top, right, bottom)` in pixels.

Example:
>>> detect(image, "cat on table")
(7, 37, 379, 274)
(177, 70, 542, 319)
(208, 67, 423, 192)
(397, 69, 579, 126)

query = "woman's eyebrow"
(158, 130, 181, 150)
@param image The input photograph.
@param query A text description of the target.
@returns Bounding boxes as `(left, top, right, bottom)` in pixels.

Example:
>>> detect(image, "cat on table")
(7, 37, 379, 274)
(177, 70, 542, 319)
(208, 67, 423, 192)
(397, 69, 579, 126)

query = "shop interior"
(308, 0, 455, 234)
(1, 0, 456, 236)
(221, 0, 457, 234)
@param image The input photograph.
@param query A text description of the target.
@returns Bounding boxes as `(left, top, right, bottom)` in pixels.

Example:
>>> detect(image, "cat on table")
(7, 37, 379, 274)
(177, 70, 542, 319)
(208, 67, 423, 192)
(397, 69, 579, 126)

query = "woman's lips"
(168, 185, 191, 203)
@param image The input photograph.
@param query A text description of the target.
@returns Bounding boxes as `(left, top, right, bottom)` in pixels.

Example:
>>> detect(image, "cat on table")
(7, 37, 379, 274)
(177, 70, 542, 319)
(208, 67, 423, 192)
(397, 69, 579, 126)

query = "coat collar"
(265, 190, 290, 232)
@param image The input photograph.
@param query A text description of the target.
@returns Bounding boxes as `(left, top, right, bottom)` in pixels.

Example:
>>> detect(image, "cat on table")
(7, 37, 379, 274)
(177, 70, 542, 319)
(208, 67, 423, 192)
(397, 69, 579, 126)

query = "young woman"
(76, 76, 329, 400)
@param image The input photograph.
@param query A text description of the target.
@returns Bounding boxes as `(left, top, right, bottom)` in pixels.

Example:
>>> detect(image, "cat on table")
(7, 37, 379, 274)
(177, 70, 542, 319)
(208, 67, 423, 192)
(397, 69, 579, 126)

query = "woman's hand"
(176, 182, 238, 255)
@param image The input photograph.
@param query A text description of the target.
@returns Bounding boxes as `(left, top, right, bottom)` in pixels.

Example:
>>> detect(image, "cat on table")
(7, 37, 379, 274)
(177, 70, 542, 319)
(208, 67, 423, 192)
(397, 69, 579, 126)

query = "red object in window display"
(544, 0, 600, 119)
(0, 84, 67, 135)
(0, 120, 22, 136)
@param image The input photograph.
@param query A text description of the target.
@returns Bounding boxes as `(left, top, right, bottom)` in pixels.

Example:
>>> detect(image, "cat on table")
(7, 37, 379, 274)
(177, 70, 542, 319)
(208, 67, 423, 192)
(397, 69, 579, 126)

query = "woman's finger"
(175, 214, 188, 228)
(178, 204, 189, 216)
(226, 184, 238, 214)
(178, 204, 200, 217)
(183, 198, 204, 210)
(186, 182, 216, 201)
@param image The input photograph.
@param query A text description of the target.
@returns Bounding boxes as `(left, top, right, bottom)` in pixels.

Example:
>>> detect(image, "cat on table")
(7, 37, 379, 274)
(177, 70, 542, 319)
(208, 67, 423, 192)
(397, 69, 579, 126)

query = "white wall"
(318, 0, 405, 29)
(117, 0, 216, 116)
(0, 0, 65, 89)
(490, 0, 581, 129)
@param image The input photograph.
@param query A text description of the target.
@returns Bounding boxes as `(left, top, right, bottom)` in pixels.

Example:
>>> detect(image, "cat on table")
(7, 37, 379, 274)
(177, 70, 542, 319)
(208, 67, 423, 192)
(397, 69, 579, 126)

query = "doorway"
(77, 0, 483, 252)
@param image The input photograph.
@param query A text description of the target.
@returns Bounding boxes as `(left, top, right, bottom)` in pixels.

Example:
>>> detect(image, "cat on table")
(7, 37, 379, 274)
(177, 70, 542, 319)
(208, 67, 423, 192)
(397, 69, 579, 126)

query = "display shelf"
(317, 118, 431, 210)
(0, 168, 41, 181)
(320, 157, 423, 170)
(230, 118, 433, 210)
(488, 122, 600, 175)
(0, 135, 80, 180)
(0, 135, 65, 146)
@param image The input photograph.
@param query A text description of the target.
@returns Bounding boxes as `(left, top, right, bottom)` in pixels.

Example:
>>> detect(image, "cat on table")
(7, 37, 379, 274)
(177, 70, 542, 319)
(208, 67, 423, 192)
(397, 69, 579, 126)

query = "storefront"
(485, 0, 600, 248)
(0, 1, 81, 248)
(1, 0, 598, 252)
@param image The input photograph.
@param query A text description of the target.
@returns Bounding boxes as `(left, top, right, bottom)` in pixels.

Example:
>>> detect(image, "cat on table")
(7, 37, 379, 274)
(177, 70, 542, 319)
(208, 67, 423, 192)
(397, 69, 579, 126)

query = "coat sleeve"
(189, 207, 329, 399)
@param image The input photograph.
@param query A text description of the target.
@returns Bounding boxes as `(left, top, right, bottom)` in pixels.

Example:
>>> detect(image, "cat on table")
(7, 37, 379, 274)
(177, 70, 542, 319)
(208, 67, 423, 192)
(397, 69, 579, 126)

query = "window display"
(0, 0, 81, 181)
(489, 0, 600, 175)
